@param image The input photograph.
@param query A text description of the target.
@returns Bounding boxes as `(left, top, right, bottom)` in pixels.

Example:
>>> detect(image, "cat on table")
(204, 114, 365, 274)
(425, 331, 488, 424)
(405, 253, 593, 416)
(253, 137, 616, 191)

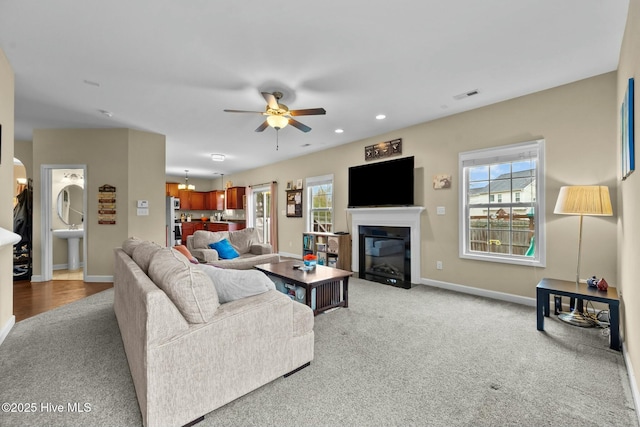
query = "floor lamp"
(553, 185, 613, 327)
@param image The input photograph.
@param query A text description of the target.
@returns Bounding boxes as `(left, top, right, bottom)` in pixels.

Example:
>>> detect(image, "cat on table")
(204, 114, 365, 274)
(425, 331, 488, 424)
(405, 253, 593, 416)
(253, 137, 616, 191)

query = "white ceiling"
(0, 0, 629, 179)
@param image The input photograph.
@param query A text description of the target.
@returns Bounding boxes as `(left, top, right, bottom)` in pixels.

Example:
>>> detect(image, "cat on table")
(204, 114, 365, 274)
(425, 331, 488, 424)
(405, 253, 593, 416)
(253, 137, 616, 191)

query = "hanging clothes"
(13, 183, 33, 281)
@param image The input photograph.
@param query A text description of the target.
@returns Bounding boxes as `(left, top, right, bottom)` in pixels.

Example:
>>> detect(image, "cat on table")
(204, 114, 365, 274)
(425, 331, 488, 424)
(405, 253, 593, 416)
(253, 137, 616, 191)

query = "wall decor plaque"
(98, 184, 116, 224)
(365, 138, 402, 161)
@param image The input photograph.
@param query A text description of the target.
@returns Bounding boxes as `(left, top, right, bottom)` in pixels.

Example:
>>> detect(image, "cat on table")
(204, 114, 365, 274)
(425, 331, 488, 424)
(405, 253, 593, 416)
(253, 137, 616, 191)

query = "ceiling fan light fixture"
(267, 115, 289, 130)
(211, 153, 225, 162)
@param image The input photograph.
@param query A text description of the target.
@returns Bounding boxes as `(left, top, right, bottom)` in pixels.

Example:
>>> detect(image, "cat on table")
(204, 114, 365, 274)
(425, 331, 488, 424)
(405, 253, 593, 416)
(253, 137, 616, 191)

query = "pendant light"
(178, 170, 195, 191)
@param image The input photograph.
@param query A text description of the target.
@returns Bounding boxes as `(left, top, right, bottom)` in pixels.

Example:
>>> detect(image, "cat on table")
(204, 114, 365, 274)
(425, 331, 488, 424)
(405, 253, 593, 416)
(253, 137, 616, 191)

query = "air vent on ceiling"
(453, 89, 479, 100)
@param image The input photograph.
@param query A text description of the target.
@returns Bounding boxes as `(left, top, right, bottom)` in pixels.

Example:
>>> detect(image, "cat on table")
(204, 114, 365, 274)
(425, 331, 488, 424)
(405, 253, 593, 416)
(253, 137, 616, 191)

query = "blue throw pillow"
(209, 239, 239, 260)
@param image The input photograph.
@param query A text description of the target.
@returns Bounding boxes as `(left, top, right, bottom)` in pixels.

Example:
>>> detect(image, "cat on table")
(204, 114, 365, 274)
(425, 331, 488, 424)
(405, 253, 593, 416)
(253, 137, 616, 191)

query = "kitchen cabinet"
(190, 191, 206, 210)
(206, 190, 225, 210)
(226, 186, 246, 210)
(166, 182, 180, 197)
(179, 190, 206, 211)
(181, 222, 205, 240)
(182, 221, 247, 240)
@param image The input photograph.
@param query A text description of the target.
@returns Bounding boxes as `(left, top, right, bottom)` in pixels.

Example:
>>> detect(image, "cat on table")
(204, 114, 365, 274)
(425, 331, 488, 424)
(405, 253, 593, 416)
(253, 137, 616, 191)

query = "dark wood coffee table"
(255, 260, 352, 315)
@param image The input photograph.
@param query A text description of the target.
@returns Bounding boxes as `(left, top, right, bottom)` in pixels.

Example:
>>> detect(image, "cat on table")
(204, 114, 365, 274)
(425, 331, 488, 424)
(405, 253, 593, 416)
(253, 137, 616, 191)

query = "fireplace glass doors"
(359, 226, 411, 288)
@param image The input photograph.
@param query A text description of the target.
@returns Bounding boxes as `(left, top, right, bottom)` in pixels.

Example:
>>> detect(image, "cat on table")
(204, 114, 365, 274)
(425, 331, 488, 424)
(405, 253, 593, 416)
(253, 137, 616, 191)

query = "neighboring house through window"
(459, 140, 545, 266)
(306, 174, 333, 233)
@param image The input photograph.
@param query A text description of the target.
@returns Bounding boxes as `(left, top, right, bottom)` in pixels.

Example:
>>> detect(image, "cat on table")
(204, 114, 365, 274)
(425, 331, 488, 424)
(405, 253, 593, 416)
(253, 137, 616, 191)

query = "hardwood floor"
(13, 279, 113, 322)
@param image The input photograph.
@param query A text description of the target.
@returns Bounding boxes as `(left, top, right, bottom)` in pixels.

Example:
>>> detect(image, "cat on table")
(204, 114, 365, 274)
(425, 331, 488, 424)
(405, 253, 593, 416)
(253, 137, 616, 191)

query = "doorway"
(251, 185, 272, 245)
(41, 164, 87, 282)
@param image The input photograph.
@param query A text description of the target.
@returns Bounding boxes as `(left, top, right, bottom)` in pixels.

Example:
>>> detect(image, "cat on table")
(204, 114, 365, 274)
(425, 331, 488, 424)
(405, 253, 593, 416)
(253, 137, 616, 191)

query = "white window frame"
(306, 174, 334, 233)
(459, 139, 546, 267)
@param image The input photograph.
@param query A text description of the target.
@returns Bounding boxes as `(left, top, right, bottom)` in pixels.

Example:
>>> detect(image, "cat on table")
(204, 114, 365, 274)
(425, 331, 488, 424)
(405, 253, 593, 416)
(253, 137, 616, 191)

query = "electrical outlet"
(436, 261, 443, 270)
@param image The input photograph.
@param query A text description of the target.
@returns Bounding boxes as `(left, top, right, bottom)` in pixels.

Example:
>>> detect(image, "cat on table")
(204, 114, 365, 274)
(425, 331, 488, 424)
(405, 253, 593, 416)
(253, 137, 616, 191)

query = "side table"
(536, 278, 620, 351)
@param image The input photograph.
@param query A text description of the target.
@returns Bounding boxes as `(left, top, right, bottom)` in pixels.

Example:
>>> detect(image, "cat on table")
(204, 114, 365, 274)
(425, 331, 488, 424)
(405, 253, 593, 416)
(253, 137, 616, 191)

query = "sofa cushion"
(192, 230, 228, 250)
(148, 248, 220, 323)
(173, 244, 199, 264)
(131, 241, 163, 273)
(209, 238, 239, 259)
(199, 264, 276, 303)
(122, 237, 144, 257)
(228, 227, 260, 254)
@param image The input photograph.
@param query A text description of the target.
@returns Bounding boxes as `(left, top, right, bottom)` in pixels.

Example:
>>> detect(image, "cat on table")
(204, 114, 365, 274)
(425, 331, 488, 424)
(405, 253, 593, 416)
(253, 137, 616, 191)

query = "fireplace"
(359, 226, 411, 288)
(348, 206, 424, 287)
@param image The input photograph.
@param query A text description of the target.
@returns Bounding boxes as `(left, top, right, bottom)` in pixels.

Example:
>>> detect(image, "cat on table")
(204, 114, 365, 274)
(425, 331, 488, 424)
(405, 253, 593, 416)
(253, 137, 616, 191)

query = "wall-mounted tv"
(348, 156, 414, 208)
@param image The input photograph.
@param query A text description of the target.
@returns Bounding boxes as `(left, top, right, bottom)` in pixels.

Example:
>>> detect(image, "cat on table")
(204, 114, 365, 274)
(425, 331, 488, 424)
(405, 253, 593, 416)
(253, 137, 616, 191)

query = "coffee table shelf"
(256, 260, 352, 315)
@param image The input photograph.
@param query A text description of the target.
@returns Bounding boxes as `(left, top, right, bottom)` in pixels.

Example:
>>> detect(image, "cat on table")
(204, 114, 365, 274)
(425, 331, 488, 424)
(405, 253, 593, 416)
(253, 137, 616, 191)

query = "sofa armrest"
(250, 243, 273, 255)
(191, 248, 220, 263)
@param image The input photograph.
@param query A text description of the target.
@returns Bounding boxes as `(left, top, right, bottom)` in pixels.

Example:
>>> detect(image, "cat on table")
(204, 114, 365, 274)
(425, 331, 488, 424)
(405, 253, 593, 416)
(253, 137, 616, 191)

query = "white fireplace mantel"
(347, 206, 425, 284)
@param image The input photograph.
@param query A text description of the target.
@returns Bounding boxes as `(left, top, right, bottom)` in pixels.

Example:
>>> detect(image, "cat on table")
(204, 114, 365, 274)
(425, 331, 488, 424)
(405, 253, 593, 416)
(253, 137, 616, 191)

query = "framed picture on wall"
(622, 77, 635, 180)
(286, 189, 303, 217)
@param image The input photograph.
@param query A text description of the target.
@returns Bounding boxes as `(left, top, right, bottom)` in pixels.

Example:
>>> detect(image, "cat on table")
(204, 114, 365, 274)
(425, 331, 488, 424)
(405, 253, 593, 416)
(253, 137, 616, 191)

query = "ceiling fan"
(224, 91, 326, 133)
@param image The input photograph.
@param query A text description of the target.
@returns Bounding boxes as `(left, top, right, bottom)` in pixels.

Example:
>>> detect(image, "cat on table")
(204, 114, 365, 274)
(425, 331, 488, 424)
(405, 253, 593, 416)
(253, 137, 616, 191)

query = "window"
(459, 140, 545, 266)
(306, 174, 333, 233)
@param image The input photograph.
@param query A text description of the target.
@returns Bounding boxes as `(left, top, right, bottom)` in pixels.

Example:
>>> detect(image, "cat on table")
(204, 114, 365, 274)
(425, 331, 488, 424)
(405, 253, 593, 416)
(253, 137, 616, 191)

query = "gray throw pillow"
(198, 264, 276, 304)
(148, 248, 220, 324)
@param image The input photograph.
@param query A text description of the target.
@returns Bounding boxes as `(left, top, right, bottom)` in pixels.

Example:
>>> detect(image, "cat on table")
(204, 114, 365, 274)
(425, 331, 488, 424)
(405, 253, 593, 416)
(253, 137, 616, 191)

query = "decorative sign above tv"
(365, 138, 402, 161)
(348, 156, 414, 208)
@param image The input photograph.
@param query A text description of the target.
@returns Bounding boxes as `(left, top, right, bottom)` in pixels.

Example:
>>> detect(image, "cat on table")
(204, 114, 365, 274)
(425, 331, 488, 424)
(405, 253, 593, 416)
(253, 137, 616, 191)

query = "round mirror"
(57, 184, 84, 225)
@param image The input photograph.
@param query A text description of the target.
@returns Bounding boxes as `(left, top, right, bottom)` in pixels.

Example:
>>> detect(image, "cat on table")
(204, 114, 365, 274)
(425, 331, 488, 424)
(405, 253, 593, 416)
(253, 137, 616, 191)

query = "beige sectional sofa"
(186, 227, 280, 269)
(114, 238, 314, 427)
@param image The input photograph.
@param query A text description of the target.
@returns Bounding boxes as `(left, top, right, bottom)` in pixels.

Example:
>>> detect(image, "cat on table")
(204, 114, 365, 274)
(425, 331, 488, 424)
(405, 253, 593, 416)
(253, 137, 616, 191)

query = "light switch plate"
(436, 206, 445, 215)
(137, 200, 149, 208)
(137, 208, 149, 216)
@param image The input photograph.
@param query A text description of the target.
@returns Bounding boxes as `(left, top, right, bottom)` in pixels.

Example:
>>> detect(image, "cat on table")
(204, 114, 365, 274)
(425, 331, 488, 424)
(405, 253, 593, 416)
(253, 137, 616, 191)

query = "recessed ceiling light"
(335, 129, 344, 133)
(211, 154, 225, 162)
(376, 114, 386, 120)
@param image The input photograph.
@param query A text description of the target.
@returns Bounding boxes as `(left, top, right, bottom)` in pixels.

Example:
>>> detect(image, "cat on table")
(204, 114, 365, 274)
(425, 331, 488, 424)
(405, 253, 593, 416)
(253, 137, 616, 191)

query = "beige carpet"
(1, 278, 637, 426)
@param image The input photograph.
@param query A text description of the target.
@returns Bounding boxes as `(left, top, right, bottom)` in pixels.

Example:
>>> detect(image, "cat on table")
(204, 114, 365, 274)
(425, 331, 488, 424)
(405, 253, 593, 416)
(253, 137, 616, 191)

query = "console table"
(536, 278, 620, 350)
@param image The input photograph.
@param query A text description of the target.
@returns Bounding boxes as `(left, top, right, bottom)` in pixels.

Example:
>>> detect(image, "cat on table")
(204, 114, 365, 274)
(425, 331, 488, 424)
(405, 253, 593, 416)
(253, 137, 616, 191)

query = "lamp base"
(558, 309, 597, 328)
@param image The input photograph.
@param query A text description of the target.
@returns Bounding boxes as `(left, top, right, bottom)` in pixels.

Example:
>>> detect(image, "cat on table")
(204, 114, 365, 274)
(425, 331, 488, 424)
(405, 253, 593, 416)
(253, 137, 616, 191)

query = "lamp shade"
(553, 186, 613, 216)
(267, 115, 289, 129)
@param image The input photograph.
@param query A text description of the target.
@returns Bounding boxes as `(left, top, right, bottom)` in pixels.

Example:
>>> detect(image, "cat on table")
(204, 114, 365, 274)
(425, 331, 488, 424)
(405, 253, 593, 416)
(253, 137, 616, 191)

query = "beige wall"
(32, 128, 165, 280)
(229, 72, 618, 298)
(0, 49, 15, 334)
(617, 0, 640, 401)
(14, 140, 32, 177)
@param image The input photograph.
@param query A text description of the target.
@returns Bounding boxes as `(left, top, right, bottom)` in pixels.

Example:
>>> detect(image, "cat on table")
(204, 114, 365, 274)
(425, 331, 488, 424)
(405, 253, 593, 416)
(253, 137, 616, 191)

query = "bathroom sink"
(53, 228, 84, 239)
(53, 229, 83, 270)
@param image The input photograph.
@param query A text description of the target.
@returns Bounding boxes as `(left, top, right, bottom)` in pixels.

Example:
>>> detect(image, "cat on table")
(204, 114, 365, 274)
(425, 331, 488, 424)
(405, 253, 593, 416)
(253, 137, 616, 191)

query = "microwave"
(173, 198, 180, 209)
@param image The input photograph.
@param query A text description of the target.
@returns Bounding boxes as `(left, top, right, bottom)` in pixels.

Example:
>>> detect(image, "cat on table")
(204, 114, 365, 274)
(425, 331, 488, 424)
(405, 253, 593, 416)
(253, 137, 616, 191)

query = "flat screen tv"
(348, 156, 414, 207)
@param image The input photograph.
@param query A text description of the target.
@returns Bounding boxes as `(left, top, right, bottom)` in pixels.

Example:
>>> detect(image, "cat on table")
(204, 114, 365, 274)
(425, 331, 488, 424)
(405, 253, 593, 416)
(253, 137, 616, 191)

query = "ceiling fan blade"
(288, 118, 312, 133)
(289, 108, 326, 116)
(224, 109, 265, 114)
(261, 92, 280, 110)
(255, 121, 269, 132)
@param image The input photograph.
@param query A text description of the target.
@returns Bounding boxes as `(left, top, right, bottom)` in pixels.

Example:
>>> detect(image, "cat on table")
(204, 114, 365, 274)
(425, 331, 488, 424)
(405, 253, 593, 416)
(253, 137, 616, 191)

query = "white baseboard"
(420, 277, 536, 307)
(0, 315, 15, 347)
(30, 275, 44, 282)
(623, 343, 640, 425)
(278, 251, 301, 260)
(85, 275, 113, 283)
